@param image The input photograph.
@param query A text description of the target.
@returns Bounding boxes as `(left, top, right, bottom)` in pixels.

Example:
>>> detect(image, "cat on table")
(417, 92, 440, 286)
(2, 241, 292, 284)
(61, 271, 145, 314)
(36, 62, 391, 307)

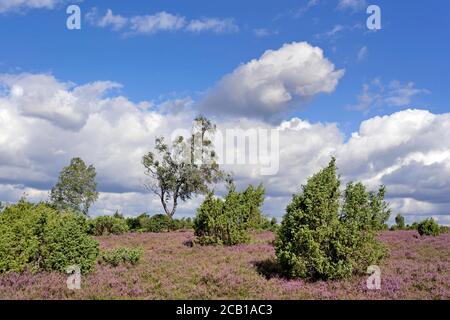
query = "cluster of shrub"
(194, 183, 277, 246)
(0, 200, 143, 275)
(86, 212, 194, 236)
(391, 214, 449, 236)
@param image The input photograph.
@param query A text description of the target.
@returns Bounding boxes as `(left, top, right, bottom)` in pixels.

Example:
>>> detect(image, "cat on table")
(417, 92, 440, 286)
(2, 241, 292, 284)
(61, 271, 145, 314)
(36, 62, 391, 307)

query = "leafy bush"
(275, 158, 388, 280)
(126, 213, 193, 233)
(143, 214, 174, 232)
(417, 218, 440, 236)
(408, 222, 419, 230)
(394, 214, 406, 230)
(194, 184, 265, 246)
(100, 247, 143, 267)
(88, 216, 129, 236)
(340, 182, 391, 231)
(440, 225, 450, 234)
(0, 201, 99, 274)
(257, 216, 279, 232)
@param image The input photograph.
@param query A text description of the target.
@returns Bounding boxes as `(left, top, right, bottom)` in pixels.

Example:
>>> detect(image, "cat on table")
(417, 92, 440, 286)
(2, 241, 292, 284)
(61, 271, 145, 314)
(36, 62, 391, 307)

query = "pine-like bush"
(194, 184, 265, 246)
(0, 201, 99, 274)
(275, 159, 388, 280)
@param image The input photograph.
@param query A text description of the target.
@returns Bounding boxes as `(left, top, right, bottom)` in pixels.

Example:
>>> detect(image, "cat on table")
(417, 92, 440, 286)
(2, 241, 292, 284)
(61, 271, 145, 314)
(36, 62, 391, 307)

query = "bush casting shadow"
(253, 259, 284, 280)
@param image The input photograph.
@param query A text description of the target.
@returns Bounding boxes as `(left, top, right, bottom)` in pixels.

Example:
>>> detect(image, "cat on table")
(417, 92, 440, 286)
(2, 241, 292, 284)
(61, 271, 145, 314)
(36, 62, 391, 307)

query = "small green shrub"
(417, 218, 440, 236)
(194, 184, 265, 246)
(256, 216, 279, 232)
(100, 247, 143, 267)
(143, 214, 173, 232)
(395, 214, 406, 230)
(408, 222, 419, 230)
(439, 225, 450, 234)
(0, 201, 99, 274)
(126, 213, 193, 233)
(40, 212, 99, 273)
(88, 216, 129, 236)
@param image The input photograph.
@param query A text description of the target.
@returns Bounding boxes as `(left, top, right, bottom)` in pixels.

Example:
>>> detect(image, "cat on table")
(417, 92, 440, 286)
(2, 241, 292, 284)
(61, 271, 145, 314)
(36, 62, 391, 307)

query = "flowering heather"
(0, 230, 448, 300)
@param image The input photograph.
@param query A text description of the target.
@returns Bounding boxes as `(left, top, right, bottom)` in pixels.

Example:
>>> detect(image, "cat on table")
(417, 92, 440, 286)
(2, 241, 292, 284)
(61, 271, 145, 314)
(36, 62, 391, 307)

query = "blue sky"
(1, 0, 450, 224)
(1, 0, 449, 133)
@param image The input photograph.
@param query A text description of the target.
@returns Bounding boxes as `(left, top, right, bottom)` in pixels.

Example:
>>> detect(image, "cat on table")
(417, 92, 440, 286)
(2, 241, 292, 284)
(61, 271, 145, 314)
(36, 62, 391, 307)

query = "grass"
(0, 230, 448, 300)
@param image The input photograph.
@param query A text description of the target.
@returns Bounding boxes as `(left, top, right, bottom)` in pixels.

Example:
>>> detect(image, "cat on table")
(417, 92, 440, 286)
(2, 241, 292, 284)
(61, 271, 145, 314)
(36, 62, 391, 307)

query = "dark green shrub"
(172, 217, 194, 230)
(0, 201, 98, 274)
(143, 214, 173, 232)
(126, 213, 194, 233)
(88, 216, 129, 236)
(439, 225, 450, 234)
(395, 214, 406, 230)
(40, 212, 99, 273)
(408, 222, 419, 230)
(126, 214, 147, 231)
(417, 218, 440, 236)
(255, 216, 278, 232)
(340, 182, 391, 231)
(194, 184, 265, 246)
(100, 247, 143, 267)
(275, 159, 387, 280)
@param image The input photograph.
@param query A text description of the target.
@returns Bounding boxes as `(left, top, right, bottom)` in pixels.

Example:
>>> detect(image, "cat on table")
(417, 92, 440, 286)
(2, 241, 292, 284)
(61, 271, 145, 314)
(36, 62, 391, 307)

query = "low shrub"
(88, 216, 129, 236)
(126, 214, 193, 233)
(417, 218, 440, 236)
(100, 247, 143, 267)
(194, 184, 265, 246)
(0, 201, 99, 274)
(408, 222, 419, 230)
(256, 216, 279, 232)
(440, 225, 450, 234)
(142, 214, 174, 232)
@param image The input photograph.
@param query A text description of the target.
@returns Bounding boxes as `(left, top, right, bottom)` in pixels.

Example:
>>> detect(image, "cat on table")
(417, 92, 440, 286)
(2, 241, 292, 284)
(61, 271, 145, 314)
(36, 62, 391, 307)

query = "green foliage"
(275, 158, 388, 280)
(142, 214, 173, 232)
(126, 214, 146, 231)
(417, 218, 440, 236)
(408, 222, 419, 230)
(341, 182, 391, 231)
(88, 215, 129, 236)
(50, 157, 99, 215)
(256, 216, 279, 232)
(0, 201, 98, 274)
(395, 214, 406, 230)
(194, 184, 265, 246)
(439, 225, 450, 234)
(100, 247, 143, 267)
(142, 116, 224, 219)
(126, 213, 193, 233)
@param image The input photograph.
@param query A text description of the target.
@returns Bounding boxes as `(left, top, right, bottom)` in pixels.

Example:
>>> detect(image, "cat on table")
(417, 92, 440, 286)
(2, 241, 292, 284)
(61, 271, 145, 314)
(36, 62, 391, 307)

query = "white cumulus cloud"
(199, 42, 345, 121)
